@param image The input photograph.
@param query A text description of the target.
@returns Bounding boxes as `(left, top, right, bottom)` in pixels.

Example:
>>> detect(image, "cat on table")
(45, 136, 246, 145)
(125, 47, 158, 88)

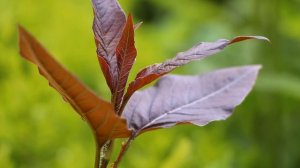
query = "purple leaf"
(122, 65, 261, 134)
(92, 0, 126, 93)
(122, 36, 268, 112)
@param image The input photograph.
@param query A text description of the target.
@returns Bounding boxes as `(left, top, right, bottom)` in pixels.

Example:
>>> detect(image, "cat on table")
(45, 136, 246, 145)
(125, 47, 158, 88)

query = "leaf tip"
(251, 36, 271, 43)
(17, 24, 25, 39)
(17, 24, 24, 32)
(244, 65, 263, 76)
(134, 21, 143, 31)
(244, 64, 263, 84)
(229, 36, 271, 45)
(127, 13, 133, 21)
(125, 13, 134, 31)
(17, 25, 30, 39)
(252, 64, 263, 70)
(17, 25, 26, 55)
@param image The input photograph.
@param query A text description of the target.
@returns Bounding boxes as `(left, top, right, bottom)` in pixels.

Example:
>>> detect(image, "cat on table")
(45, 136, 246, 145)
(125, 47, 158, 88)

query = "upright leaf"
(122, 66, 261, 134)
(122, 36, 268, 112)
(134, 22, 143, 31)
(92, 0, 126, 93)
(113, 14, 137, 114)
(18, 26, 131, 147)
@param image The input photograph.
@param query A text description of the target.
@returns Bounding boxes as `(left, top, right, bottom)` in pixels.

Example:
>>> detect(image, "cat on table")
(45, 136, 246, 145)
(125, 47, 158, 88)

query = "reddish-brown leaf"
(113, 14, 137, 114)
(229, 36, 270, 45)
(18, 26, 131, 147)
(92, 0, 126, 93)
(121, 36, 269, 113)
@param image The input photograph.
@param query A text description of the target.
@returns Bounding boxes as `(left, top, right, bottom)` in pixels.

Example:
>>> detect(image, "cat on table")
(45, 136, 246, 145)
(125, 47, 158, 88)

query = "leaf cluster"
(18, 0, 268, 167)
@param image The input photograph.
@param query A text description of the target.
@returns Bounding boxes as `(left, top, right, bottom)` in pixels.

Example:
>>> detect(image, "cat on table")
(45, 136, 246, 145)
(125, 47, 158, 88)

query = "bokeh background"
(1, 0, 300, 167)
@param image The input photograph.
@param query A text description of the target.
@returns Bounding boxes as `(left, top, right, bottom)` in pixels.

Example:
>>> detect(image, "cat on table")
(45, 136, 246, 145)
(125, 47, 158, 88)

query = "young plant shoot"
(18, 0, 269, 167)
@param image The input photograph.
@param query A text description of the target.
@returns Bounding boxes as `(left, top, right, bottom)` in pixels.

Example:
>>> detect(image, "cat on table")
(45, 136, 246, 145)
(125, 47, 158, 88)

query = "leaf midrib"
(139, 68, 255, 131)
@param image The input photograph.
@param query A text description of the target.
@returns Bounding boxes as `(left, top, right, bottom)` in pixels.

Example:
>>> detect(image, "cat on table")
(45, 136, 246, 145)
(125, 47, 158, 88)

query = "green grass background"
(1, 0, 300, 167)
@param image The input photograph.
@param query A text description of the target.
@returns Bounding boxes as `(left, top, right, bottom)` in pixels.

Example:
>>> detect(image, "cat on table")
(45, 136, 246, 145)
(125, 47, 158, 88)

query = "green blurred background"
(1, 0, 300, 167)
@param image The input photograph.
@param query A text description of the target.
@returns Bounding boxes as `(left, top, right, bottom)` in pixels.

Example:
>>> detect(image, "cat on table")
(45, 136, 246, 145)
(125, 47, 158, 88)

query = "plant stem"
(94, 142, 101, 168)
(112, 133, 136, 168)
(102, 141, 114, 168)
(95, 140, 114, 168)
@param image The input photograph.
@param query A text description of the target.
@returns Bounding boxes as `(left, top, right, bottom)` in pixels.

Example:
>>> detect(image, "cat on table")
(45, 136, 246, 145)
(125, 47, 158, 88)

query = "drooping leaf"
(18, 26, 131, 147)
(122, 65, 261, 134)
(122, 36, 268, 112)
(92, 0, 126, 93)
(113, 14, 137, 114)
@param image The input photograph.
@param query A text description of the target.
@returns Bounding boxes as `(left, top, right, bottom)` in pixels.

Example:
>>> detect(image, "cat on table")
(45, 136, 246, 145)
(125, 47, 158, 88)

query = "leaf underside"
(17, 0, 269, 165)
(122, 66, 261, 134)
(18, 26, 131, 147)
(18, 0, 269, 150)
(121, 36, 269, 113)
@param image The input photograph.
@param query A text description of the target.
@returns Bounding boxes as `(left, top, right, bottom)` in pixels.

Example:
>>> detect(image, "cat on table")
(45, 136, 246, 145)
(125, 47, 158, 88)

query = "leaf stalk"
(112, 132, 136, 168)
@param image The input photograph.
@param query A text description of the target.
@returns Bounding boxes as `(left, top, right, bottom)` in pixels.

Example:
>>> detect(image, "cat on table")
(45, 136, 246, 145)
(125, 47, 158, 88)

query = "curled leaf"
(229, 36, 270, 44)
(122, 36, 268, 112)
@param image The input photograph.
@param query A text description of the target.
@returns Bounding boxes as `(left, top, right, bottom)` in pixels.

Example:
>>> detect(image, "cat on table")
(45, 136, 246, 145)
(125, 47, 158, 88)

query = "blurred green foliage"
(1, 0, 300, 167)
